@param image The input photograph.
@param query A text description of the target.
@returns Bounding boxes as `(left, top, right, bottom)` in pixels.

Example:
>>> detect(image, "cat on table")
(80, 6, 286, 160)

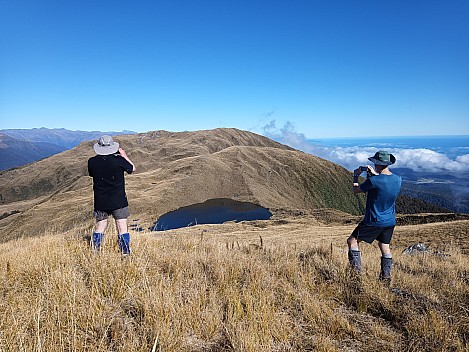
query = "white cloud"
(456, 154, 469, 164)
(263, 121, 469, 173)
(395, 149, 469, 172)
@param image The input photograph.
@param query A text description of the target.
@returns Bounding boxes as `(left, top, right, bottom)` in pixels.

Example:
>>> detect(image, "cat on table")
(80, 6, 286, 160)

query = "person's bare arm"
(353, 173, 362, 193)
(118, 148, 136, 172)
(352, 165, 377, 193)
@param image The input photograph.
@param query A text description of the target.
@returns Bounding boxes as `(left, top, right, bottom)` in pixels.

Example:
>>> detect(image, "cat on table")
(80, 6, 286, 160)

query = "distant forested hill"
(398, 179, 469, 215)
(396, 194, 452, 214)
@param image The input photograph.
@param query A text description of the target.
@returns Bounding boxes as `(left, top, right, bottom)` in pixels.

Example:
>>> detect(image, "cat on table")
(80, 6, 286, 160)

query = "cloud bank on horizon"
(262, 121, 469, 174)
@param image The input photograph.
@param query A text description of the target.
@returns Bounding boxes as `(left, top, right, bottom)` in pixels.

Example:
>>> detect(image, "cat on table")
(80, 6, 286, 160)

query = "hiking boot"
(92, 232, 104, 251)
(346, 268, 363, 295)
(379, 256, 392, 287)
(348, 249, 362, 273)
(118, 233, 131, 255)
(379, 277, 391, 288)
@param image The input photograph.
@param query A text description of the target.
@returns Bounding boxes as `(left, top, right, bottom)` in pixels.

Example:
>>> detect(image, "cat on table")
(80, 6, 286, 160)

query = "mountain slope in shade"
(0, 128, 368, 240)
(0, 133, 67, 171)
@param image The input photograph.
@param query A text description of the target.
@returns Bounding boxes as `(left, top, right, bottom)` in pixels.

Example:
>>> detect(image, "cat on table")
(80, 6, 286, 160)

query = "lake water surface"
(151, 198, 272, 231)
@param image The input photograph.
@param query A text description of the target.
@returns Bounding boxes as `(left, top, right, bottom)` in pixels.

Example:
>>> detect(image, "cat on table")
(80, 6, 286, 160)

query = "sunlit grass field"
(0, 219, 468, 351)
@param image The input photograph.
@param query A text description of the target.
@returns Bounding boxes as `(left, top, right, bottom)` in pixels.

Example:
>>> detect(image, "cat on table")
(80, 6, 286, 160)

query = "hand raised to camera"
(118, 148, 136, 172)
(367, 165, 379, 176)
(353, 167, 364, 175)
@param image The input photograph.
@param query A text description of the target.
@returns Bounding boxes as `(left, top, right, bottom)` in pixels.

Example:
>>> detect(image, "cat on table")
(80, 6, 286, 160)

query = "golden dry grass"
(0, 218, 468, 351)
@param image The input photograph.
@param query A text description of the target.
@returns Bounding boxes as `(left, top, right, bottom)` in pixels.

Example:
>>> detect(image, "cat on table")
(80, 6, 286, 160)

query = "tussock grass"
(0, 226, 468, 351)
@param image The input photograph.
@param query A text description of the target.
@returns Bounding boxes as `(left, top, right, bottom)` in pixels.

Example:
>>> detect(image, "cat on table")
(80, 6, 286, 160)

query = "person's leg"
(95, 219, 108, 233)
(115, 218, 128, 235)
(92, 218, 108, 251)
(378, 241, 392, 284)
(347, 233, 362, 272)
(378, 241, 391, 256)
(347, 235, 360, 250)
(116, 219, 130, 254)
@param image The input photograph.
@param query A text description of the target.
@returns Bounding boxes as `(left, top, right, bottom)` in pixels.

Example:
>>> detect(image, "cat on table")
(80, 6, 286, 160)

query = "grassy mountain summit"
(0, 128, 366, 241)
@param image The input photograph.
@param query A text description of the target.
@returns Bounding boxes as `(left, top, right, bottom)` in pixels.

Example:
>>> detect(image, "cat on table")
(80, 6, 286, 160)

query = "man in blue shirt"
(88, 135, 136, 255)
(347, 150, 401, 284)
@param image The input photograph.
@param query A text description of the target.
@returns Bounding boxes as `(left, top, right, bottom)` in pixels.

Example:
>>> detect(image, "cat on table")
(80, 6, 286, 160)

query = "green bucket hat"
(368, 150, 396, 166)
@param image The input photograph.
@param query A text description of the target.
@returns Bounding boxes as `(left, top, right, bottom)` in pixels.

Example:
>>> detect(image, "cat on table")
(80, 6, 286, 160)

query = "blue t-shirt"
(359, 173, 402, 227)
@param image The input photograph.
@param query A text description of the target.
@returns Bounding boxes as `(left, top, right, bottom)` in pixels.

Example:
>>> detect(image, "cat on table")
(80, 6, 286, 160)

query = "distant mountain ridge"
(1, 128, 136, 149)
(0, 128, 135, 171)
(0, 133, 67, 171)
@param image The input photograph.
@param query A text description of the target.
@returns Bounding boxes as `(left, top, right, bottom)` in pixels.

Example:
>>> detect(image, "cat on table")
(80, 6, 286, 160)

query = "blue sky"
(1, 0, 468, 138)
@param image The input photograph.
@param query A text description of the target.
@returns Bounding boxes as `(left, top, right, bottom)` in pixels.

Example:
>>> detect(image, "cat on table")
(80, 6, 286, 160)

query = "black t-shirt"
(88, 154, 133, 211)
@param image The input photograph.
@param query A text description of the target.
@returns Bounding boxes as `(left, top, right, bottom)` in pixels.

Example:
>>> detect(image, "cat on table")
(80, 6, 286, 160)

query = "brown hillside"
(0, 128, 291, 204)
(0, 128, 365, 241)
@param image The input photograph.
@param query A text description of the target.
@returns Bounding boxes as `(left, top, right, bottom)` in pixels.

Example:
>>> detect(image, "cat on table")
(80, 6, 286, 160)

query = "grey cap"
(93, 135, 119, 155)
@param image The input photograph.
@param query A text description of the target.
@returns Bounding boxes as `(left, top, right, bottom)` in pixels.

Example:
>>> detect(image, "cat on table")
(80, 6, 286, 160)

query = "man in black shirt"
(88, 135, 136, 254)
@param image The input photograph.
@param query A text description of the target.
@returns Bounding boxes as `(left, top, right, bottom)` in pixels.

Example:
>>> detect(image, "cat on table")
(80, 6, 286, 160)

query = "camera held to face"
(360, 165, 375, 178)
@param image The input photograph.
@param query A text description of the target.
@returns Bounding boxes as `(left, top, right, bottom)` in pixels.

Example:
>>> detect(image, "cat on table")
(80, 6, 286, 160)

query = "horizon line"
(1, 126, 469, 140)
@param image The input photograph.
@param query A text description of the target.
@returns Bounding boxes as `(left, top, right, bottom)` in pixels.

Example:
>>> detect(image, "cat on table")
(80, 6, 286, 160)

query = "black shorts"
(94, 207, 130, 221)
(351, 223, 395, 244)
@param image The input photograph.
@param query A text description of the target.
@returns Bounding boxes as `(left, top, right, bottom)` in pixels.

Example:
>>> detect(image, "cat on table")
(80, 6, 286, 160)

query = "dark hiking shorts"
(351, 223, 395, 244)
(94, 207, 130, 221)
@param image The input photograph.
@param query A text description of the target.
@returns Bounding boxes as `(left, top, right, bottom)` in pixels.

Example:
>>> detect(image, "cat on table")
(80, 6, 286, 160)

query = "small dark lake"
(150, 198, 272, 231)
